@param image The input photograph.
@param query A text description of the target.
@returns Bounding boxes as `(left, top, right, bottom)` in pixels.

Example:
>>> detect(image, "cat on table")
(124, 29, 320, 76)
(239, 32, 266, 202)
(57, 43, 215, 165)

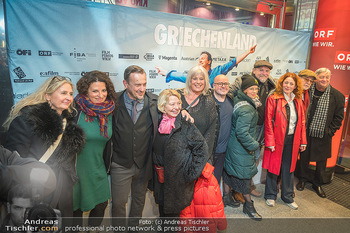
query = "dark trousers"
(264, 135, 294, 203)
(213, 152, 226, 184)
(299, 151, 327, 186)
(73, 201, 108, 226)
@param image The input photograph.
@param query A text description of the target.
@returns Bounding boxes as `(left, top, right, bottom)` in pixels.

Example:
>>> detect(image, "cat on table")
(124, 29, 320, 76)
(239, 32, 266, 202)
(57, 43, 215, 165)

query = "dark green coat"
(224, 90, 259, 179)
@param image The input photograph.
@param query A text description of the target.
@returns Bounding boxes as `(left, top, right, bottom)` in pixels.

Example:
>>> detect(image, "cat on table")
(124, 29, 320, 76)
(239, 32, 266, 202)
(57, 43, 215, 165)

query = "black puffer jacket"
(153, 115, 209, 214)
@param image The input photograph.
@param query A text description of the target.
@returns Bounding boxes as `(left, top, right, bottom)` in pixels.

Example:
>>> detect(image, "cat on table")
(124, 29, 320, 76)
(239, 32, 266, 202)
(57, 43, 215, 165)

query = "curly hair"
(274, 72, 303, 99)
(76, 70, 117, 102)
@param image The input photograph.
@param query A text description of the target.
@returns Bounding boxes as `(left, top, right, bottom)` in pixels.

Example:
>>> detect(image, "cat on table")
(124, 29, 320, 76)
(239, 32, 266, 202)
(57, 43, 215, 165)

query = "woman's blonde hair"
(274, 72, 303, 99)
(3, 76, 74, 129)
(184, 65, 210, 96)
(157, 89, 182, 113)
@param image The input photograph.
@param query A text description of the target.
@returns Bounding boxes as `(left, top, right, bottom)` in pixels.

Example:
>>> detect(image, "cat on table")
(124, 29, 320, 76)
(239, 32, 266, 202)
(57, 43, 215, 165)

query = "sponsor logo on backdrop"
(313, 28, 336, 47)
(40, 71, 59, 77)
(109, 73, 118, 77)
(314, 28, 336, 41)
(144, 53, 154, 61)
(265, 57, 270, 62)
(149, 70, 158, 79)
(38, 50, 64, 56)
(81, 71, 110, 76)
(102, 50, 114, 61)
(295, 60, 300, 64)
(212, 57, 227, 62)
(276, 69, 282, 75)
(158, 55, 177, 61)
(274, 59, 281, 63)
(38, 51, 52, 56)
(70, 48, 96, 62)
(154, 24, 257, 50)
(16, 49, 31, 56)
(13, 92, 30, 100)
(119, 54, 139, 59)
(334, 51, 350, 70)
(181, 57, 197, 61)
(13, 67, 33, 83)
(288, 60, 293, 63)
(64, 71, 81, 76)
(334, 51, 350, 64)
(256, 56, 262, 60)
(231, 72, 238, 76)
(242, 58, 251, 62)
(146, 88, 154, 93)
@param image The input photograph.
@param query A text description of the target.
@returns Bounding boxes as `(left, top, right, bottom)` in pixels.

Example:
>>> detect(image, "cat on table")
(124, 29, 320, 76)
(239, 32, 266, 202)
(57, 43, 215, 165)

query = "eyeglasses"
(214, 82, 229, 87)
(49, 76, 71, 86)
(302, 77, 314, 83)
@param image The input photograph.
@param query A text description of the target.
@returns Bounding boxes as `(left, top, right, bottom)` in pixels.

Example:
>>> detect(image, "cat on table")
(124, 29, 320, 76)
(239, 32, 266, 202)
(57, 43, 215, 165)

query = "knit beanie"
(241, 74, 258, 91)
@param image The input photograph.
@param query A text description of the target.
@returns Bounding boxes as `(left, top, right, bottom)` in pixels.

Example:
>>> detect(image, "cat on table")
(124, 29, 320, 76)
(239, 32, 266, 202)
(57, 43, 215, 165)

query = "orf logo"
(334, 51, 350, 64)
(314, 28, 336, 41)
(16, 49, 31, 56)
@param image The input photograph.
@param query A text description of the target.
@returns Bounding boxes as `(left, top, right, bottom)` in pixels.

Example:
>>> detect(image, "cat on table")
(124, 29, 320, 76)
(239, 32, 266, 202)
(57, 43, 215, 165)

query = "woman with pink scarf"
(152, 89, 209, 217)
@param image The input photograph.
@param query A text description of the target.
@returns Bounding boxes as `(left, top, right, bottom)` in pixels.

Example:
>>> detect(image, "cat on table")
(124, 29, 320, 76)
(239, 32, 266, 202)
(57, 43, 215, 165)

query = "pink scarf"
(158, 114, 176, 134)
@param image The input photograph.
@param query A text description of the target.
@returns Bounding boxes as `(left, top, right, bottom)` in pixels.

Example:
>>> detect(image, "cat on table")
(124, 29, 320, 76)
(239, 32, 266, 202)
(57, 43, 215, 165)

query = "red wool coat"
(263, 94, 307, 175)
(180, 163, 227, 233)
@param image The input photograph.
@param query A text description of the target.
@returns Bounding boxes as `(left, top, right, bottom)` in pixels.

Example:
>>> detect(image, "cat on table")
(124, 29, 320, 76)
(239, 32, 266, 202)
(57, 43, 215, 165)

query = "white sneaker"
(265, 199, 275, 207)
(286, 201, 298, 210)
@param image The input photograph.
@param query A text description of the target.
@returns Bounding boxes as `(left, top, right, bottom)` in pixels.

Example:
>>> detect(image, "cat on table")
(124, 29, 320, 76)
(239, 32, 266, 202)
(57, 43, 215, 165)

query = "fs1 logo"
(16, 49, 31, 56)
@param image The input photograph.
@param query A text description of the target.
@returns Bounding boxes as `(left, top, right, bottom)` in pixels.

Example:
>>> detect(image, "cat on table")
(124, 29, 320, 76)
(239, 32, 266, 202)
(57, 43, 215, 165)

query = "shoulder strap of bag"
(185, 94, 202, 111)
(39, 118, 67, 163)
(232, 101, 250, 114)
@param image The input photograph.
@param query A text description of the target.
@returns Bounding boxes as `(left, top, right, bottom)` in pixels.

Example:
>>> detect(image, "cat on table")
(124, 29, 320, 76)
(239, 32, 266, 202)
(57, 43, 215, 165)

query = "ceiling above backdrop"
(194, 0, 295, 13)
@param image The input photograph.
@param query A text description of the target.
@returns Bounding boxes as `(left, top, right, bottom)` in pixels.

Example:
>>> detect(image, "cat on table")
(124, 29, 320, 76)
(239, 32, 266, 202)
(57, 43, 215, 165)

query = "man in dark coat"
(296, 68, 345, 198)
(110, 65, 159, 228)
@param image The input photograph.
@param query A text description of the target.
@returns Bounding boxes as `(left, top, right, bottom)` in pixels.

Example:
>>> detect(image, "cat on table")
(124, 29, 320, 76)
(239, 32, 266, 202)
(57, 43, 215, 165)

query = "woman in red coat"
(263, 72, 307, 210)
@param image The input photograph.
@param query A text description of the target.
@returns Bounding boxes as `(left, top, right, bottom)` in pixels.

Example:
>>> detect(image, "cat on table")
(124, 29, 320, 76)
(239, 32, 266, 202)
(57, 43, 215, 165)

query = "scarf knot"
(75, 94, 115, 138)
(158, 114, 176, 134)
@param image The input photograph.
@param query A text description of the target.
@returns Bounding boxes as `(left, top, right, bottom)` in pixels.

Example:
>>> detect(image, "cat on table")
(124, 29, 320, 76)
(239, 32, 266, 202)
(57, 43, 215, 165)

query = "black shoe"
(312, 184, 326, 198)
(223, 193, 240, 208)
(243, 201, 262, 221)
(296, 181, 305, 191)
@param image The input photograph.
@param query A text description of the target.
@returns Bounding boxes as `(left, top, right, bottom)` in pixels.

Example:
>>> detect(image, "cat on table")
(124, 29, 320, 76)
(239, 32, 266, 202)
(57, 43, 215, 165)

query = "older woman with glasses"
(4, 76, 85, 219)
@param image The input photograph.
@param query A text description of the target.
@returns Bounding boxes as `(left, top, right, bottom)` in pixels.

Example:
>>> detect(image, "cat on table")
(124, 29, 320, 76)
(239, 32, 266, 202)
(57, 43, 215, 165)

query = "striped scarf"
(308, 84, 330, 138)
(75, 94, 115, 138)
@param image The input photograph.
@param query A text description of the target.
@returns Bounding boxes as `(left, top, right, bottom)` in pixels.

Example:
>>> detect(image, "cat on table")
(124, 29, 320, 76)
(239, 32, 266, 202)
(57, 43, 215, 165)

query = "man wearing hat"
(298, 69, 317, 113)
(229, 60, 276, 199)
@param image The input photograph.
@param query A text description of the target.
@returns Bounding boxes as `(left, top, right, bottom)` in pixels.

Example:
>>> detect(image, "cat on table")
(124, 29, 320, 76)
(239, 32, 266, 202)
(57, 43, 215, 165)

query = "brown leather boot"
(232, 190, 245, 204)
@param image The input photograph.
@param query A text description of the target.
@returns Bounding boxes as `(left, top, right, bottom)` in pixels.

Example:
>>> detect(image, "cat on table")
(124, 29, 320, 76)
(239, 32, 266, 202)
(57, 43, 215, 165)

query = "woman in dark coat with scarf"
(223, 74, 262, 221)
(73, 71, 116, 227)
(152, 89, 209, 217)
(263, 72, 306, 210)
(4, 76, 85, 220)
